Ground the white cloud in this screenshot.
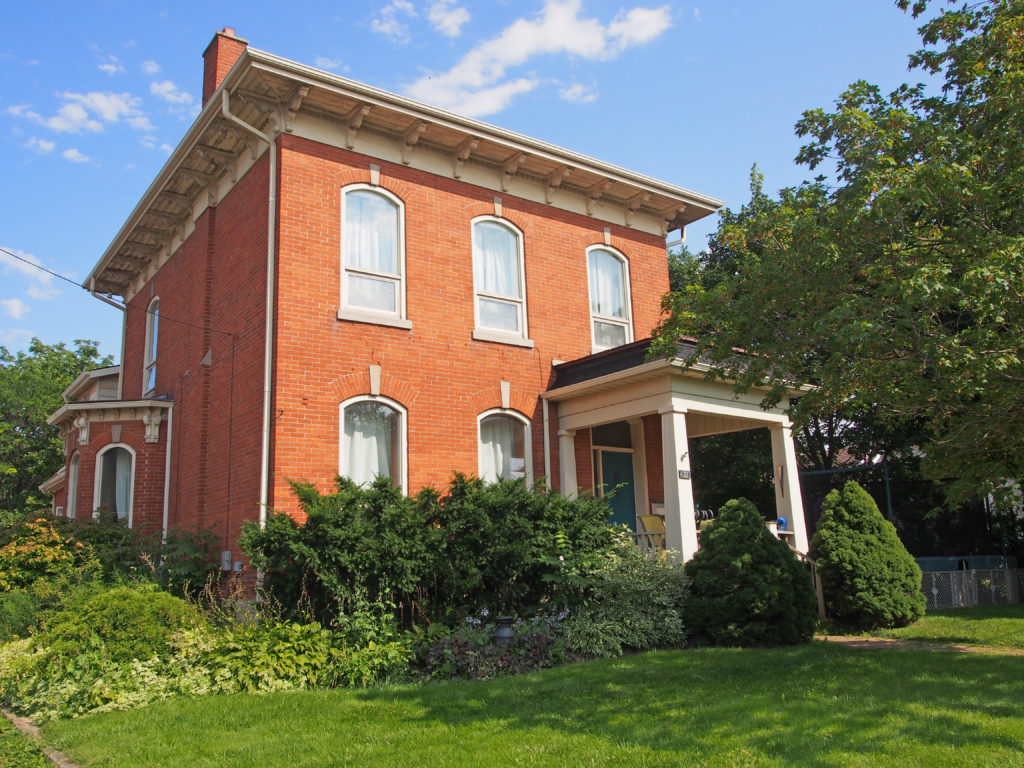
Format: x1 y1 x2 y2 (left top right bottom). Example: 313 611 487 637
141 59 161 75
694 7 702 22
314 56 345 71
160 143 173 153
372 0 417 43
128 115 156 131
0 247 60 300
23 137 55 154
9 91 151 134
0 329 33 347
559 83 598 103
429 0 470 37
62 147 92 163
404 0 672 116
0 299 30 319
98 55 124 75
150 80 194 105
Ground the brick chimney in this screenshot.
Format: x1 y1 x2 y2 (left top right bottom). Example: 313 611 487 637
202 28 248 107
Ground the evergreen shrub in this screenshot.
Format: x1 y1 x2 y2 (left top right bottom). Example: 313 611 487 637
810 481 925 629
241 474 616 626
684 498 818 646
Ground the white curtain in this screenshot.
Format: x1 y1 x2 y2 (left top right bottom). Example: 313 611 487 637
345 191 398 274
475 221 519 298
114 449 131 520
589 249 625 318
344 401 398 486
67 455 79 518
480 414 525 481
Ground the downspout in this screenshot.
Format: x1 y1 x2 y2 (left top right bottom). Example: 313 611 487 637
162 404 173 540
88 278 127 399
542 397 551 486
220 89 277 528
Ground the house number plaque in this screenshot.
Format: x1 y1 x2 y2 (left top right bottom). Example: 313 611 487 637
678 470 691 480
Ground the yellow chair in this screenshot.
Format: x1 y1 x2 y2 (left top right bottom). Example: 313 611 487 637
637 514 667 551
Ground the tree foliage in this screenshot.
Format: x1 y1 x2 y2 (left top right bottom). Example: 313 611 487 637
684 498 818 646
810 481 925 629
0 338 111 512
652 1 1024 503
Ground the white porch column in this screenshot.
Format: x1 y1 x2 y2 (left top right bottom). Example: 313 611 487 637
659 406 699 560
770 422 809 553
558 429 578 499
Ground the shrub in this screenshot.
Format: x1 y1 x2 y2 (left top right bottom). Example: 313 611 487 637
810 481 926 630
413 611 570 680
561 536 688 657
38 583 203 663
684 498 818 646
0 588 38 641
0 517 85 590
241 474 617 627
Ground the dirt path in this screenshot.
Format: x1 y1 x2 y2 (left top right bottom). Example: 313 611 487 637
821 635 1024 656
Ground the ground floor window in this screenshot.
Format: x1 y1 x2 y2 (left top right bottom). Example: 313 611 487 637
67 453 79 519
95 445 134 523
341 397 406 491
479 410 530 483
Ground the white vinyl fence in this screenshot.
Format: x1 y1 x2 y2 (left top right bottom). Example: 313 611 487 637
921 569 1020 610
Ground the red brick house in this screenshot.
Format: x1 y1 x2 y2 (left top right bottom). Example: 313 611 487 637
43 29 809 568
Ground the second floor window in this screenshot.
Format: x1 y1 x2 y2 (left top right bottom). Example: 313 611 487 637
144 298 159 395
473 218 526 338
342 187 404 318
587 247 632 351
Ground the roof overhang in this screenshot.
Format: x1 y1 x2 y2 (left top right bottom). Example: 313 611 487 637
39 466 66 496
47 398 173 429
63 365 121 401
87 47 723 300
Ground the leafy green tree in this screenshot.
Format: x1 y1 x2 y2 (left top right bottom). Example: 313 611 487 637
810 481 925 629
652 1 1024 504
684 497 818 646
0 339 111 512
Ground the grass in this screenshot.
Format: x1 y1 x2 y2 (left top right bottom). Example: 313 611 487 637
0 716 51 768
42 641 1024 768
866 603 1024 650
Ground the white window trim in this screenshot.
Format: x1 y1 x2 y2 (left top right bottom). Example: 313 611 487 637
92 443 136 527
67 453 80 519
143 297 159 396
585 245 634 353
471 216 531 346
477 408 533 485
339 395 408 493
339 185 409 325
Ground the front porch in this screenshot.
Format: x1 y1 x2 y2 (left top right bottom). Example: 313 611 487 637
545 340 809 561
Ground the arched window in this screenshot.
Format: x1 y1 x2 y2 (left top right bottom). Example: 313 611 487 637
341 186 406 322
478 410 531 483
67 453 80 519
472 217 528 341
94 444 135 525
586 246 633 351
143 297 159 394
340 396 407 491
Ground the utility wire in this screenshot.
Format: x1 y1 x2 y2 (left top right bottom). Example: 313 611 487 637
0 244 238 339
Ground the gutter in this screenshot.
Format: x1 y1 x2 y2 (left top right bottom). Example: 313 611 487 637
219 89 276 529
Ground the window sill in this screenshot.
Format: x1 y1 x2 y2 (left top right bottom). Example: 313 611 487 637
337 308 413 330
472 328 535 348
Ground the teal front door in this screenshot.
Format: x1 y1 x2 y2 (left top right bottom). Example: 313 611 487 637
600 450 636 531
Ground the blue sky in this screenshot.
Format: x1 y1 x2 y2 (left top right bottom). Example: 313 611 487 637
1 1 933 361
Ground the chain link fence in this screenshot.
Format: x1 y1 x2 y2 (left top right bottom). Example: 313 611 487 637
921 569 1020 610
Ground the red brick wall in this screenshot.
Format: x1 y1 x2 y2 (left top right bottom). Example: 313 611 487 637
269 134 668 513
121 155 269 553
643 414 664 505
55 421 167 534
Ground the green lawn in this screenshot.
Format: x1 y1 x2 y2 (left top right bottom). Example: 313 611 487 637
42 642 1024 768
870 603 1024 650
